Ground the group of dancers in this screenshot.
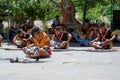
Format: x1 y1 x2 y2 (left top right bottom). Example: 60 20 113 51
0 22 115 59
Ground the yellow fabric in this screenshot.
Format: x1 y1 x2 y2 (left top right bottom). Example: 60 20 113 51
34 32 50 47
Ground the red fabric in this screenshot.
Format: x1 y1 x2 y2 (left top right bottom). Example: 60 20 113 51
48 48 52 56
100 29 109 41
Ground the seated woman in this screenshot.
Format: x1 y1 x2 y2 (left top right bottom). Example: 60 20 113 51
13 29 30 48
22 27 52 60
49 24 56 39
51 26 72 49
72 31 90 46
72 26 90 46
90 22 115 49
9 26 16 43
86 23 99 41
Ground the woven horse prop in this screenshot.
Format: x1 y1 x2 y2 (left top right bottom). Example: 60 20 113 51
60 0 82 32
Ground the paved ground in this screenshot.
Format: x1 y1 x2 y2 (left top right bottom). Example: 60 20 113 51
0 43 120 80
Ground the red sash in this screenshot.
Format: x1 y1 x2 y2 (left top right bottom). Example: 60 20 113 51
56 33 63 42
100 29 109 41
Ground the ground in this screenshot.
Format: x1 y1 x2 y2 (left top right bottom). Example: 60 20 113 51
0 43 120 80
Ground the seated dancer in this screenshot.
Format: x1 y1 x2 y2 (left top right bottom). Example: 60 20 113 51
23 27 52 59
72 31 90 46
90 22 115 49
0 34 3 47
49 24 56 39
72 19 93 46
13 29 30 48
87 23 99 41
9 26 16 43
51 26 72 49
72 26 90 46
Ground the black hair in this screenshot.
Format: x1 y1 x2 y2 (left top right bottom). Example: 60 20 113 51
17 29 23 35
91 23 98 27
55 26 61 30
25 33 30 39
31 27 40 37
98 22 105 27
21 25 27 32
51 24 56 28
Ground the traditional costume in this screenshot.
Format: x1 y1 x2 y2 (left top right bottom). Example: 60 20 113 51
23 28 52 59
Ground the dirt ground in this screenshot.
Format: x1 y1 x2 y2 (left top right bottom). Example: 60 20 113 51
0 44 120 80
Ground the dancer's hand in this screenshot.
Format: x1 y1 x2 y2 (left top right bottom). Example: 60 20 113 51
105 39 111 43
